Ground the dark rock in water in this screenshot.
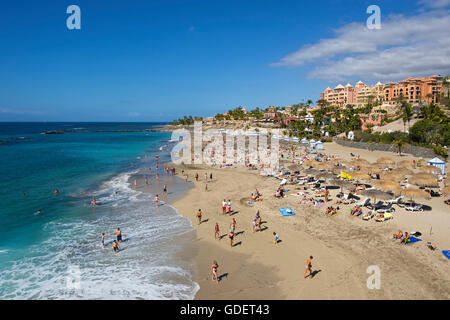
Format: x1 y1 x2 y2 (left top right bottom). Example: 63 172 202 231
45 131 65 134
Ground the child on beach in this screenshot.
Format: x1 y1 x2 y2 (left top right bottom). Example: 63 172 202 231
214 223 220 240
227 200 232 215
211 261 219 283
252 218 257 233
101 233 106 247
273 232 279 245
155 195 159 207
197 209 202 225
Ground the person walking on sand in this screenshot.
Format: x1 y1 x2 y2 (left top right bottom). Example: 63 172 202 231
304 256 313 279
228 230 234 247
222 199 227 215
163 184 167 193
211 260 219 283
230 218 236 232
195 173 199 181
204 172 208 182
227 200 232 215
214 223 220 240
210 173 213 180
252 218 257 233
196 209 202 225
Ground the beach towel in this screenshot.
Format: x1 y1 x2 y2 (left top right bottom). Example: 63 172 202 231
405 236 422 244
442 250 450 260
279 207 296 216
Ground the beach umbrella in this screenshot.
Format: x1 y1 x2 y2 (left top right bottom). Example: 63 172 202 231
352 158 370 165
373 180 402 194
411 173 436 181
391 167 414 176
330 179 354 192
361 165 382 175
380 171 404 182
361 189 392 202
315 172 336 181
408 176 439 188
397 160 415 169
401 187 429 200
443 186 450 196
419 165 440 174
377 157 395 167
351 171 371 181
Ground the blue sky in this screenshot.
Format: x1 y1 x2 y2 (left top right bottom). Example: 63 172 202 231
0 0 449 121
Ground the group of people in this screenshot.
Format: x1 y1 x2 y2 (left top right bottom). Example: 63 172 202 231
325 206 339 215
101 227 123 253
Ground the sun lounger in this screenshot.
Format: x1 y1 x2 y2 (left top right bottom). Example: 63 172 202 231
355 197 370 207
405 204 424 212
375 212 393 222
387 196 403 205
367 201 384 210
376 203 395 213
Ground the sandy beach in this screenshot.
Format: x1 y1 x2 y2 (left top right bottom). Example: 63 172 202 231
167 141 450 300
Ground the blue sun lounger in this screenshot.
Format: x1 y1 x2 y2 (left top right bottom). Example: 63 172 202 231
280 207 295 216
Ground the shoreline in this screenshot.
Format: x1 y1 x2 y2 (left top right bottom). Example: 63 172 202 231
168 141 450 300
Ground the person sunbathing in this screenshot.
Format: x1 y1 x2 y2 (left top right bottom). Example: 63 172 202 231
393 230 403 239
350 206 358 215
400 232 410 244
362 211 373 219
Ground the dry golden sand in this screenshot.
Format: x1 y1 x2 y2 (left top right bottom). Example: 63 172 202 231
169 142 450 300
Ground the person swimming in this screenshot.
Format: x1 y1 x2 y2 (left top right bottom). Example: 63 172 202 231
112 240 120 253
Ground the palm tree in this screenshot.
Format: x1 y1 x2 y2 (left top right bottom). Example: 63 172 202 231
291 145 296 163
392 140 407 156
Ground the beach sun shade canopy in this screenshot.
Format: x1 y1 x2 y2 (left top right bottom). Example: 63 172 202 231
426 157 446 174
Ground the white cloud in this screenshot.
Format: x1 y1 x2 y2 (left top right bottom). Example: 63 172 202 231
419 0 450 9
272 7 450 81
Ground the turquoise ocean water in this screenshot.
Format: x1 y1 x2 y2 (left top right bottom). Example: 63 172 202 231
0 123 198 299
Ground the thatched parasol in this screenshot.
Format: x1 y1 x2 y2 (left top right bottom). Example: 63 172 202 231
401 188 429 200
418 165 440 174
373 180 403 195
330 179 354 192
397 160 415 169
352 158 370 165
391 167 414 176
360 165 382 175
351 171 371 181
443 186 450 196
315 172 337 181
380 171 404 182
408 176 439 188
377 157 395 167
361 189 393 202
